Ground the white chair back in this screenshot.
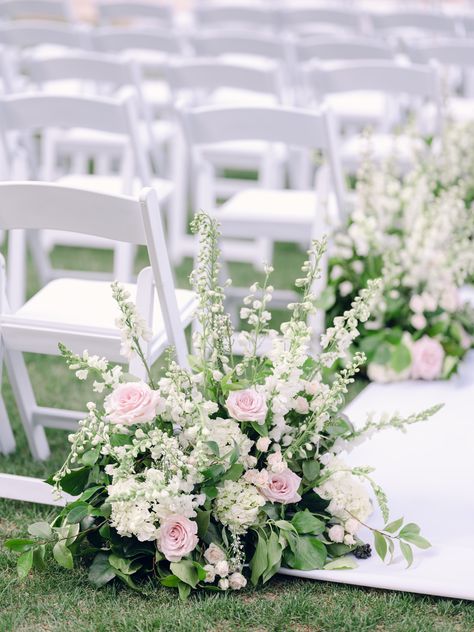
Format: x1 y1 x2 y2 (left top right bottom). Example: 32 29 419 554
189 29 288 63
369 11 457 36
93 26 186 57
97 1 173 27
0 90 151 183
0 21 90 50
292 37 394 64
194 4 277 32
179 103 346 214
406 39 474 67
280 7 364 35
0 0 73 22
167 59 284 105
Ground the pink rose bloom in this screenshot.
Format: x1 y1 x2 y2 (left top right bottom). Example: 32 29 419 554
411 336 445 380
157 514 198 562
226 389 267 424
259 468 302 504
104 382 164 425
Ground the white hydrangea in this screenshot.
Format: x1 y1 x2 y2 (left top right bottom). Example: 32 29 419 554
213 480 265 535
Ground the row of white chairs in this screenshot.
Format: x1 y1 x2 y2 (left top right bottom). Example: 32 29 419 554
2 0 474 41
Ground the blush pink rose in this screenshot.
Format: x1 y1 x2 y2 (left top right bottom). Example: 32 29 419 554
104 382 164 425
157 514 198 562
410 336 444 380
259 468 302 504
226 389 267 424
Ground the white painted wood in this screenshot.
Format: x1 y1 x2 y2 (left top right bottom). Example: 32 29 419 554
0 21 91 50
0 473 73 506
97 1 173 27
0 182 196 460
0 0 73 22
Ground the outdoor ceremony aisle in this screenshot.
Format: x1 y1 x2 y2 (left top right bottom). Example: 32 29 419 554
281 352 474 601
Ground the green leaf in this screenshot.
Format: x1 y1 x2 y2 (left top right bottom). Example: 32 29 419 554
250 421 268 437
390 343 412 373
88 553 116 587
274 520 295 532
109 554 142 575
372 343 391 366
202 464 225 481
400 541 414 568
80 485 104 502
206 441 220 457
221 463 244 482
315 286 336 310
324 556 358 570
291 510 325 536
302 460 320 483
67 504 90 524
161 574 180 588
81 448 100 467
53 541 74 570
195 510 211 539
387 538 395 563
178 580 191 601
27 522 52 539
58 467 90 495
384 517 404 534
202 486 218 500
170 560 200 588
5 538 35 553
263 530 283 584
32 545 46 571
17 548 34 579
400 533 431 549
110 434 132 447
399 523 420 538
250 532 268 586
285 534 327 571
373 532 387 562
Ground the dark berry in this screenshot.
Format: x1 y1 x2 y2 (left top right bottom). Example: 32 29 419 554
354 544 372 559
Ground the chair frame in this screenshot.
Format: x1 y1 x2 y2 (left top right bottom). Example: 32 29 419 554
0 183 191 461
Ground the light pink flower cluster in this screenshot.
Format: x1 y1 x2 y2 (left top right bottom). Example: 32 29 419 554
410 336 444 380
157 514 198 562
104 382 164 425
226 389 267 424
244 451 302 505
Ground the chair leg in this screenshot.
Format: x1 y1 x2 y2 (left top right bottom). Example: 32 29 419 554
5 350 50 460
0 394 16 455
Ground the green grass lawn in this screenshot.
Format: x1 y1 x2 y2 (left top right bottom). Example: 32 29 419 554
0 243 472 631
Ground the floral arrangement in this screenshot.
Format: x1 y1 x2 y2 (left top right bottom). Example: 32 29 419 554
6 214 438 598
327 133 474 383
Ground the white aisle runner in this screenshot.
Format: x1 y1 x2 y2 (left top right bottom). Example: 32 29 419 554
280 352 474 600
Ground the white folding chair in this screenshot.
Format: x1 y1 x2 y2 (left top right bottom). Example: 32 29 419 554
304 60 444 173
0 182 196 460
97 1 174 27
168 59 287 268
279 6 365 38
0 0 73 22
406 39 474 121
193 4 278 33
0 91 173 308
179 103 346 338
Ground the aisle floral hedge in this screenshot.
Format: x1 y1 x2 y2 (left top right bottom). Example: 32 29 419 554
6 214 438 598
327 125 474 383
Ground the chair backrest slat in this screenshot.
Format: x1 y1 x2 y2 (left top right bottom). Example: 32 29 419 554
98 1 172 25
0 92 133 135
93 27 184 56
194 5 276 30
294 38 393 63
305 60 441 100
370 11 456 35
167 60 282 99
282 7 363 31
189 31 288 62
407 40 474 67
0 22 89 49
0 0 72 21
0 182 147 243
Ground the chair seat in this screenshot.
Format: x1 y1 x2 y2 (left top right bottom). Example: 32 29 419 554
341 133 425 171
54 175 174 204
447 97 474 123
215 188 338 241
2 278 196 362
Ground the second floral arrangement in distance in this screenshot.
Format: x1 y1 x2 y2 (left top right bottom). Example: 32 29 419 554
6 213 440 598
327 125 474 383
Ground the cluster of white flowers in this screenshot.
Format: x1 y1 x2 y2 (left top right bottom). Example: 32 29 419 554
213 479 266 535
315 456 373 544
111 281 152 360
59 343 123 393
202 544 247 591
203 417 256 469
